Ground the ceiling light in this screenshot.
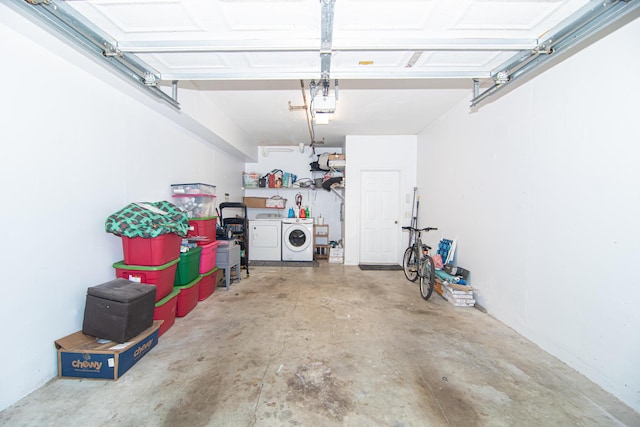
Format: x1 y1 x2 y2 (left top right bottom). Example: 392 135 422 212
262 147 294 157
314 113 330 125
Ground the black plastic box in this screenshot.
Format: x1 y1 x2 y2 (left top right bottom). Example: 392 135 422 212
444 264 470 280
82 279 156 343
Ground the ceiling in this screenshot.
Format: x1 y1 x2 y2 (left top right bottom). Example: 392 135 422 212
21 0 639 148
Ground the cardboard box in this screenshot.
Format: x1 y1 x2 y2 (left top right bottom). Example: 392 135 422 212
330 247 344 257
329 247 344 264
328 153 345 161
441 282 476 307
434 279 444 297
265 197 287 209
242 197 267 208
55 321 161 380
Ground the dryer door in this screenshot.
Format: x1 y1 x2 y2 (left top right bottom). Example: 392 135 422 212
249 220 281 261
283 225 311 252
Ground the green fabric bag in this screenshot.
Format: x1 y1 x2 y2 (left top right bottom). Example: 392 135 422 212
105 201 189 238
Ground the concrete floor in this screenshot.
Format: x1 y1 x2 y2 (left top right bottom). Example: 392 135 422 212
1 264 638 426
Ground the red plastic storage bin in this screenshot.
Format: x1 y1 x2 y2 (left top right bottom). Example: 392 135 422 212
113 258 179 302
187 217 217 241
198 240 219 274
121 233 182 266
198 267 218 301
154 289 179 337
175 276 201 317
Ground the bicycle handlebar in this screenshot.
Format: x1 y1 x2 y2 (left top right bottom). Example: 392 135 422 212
401 226 438 232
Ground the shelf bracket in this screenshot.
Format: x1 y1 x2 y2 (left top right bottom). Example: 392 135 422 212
330 186 344 201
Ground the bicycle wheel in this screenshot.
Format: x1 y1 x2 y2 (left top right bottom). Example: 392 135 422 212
419 256 436 300
403 246 419 282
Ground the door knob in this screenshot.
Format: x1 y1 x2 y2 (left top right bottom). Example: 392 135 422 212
394 220 398 224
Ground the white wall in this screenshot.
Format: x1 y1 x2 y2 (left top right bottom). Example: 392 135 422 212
0 5 245 411
344 136 417 265
417 18 640 411
244 146 344 242
177 84 259 162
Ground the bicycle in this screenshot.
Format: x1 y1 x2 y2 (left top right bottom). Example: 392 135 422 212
402 226 438 300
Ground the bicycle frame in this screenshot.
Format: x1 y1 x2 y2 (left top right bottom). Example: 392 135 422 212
402 225 438 300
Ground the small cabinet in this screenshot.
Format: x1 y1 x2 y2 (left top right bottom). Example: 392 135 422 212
314 224 329 260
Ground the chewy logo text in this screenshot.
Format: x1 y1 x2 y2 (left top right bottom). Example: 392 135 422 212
134 338 154 357
71 360 102 370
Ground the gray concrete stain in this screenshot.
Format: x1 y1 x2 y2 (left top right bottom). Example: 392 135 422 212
285 361 353 421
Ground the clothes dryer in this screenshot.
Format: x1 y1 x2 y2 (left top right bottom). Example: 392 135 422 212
281 218 314 261
248 219 282 261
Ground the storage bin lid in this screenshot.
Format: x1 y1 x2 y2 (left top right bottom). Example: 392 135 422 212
201 266 219 277
188 216 218 222
174 275 201 290
171 183 216 196
87 278 156 303
112 257 180 270
199 241 219 251
216 240 234 247
155 288 180 307
179 246 202 259
171 194 216 199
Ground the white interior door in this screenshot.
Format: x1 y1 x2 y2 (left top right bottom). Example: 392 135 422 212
359 170 401 264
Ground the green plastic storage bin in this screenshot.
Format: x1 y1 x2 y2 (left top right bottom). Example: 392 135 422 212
174 246 202 286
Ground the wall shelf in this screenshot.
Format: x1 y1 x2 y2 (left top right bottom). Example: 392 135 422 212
244 186 316 191
314 224 330 260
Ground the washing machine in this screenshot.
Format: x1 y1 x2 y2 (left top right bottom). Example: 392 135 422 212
248 215 282 261
282 218 314 261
